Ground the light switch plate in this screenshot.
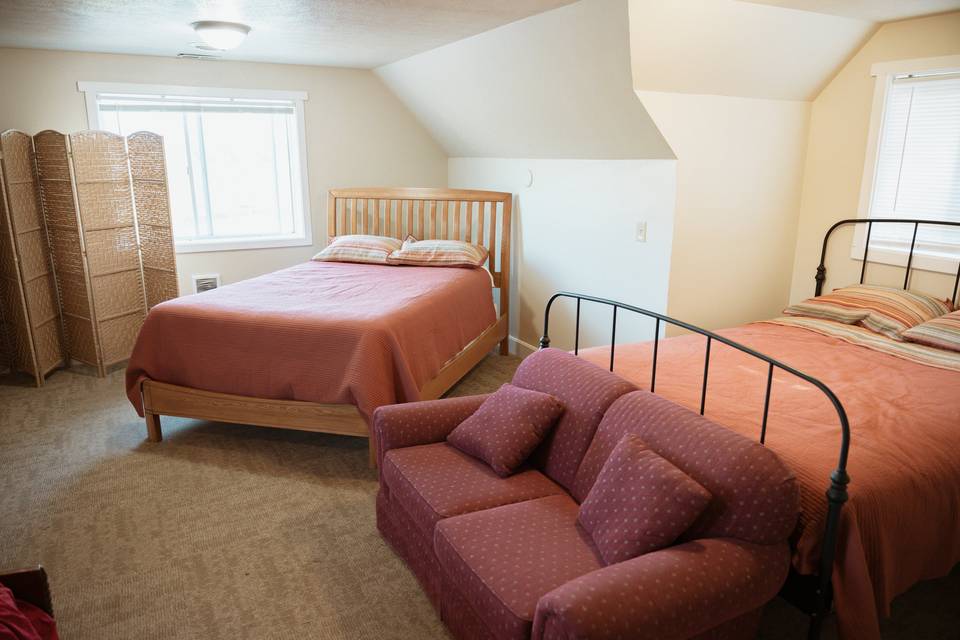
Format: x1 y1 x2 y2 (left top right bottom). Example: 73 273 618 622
635 221 647 242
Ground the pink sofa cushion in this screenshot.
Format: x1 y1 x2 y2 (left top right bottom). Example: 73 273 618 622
511 349 636 492
434 495 603 640
571 390 799 544
447 383 564 477
578 433 712 565
532 538 791 640
382 443 565 537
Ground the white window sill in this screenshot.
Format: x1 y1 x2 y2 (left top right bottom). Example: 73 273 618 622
849 242 960 277
175 235 313 254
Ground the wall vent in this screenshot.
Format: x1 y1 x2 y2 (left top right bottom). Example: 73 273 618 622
193 274 221 293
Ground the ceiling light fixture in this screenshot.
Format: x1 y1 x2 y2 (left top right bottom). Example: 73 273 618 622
190 21 250 51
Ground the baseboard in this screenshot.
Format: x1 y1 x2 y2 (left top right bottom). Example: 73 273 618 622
508 335 538 357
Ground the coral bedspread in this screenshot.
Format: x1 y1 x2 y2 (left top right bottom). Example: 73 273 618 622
125 261 496 420
579 322 960 640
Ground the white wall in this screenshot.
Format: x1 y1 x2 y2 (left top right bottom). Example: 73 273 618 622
0 47 448 293
377 0 673 160
449 158 676 353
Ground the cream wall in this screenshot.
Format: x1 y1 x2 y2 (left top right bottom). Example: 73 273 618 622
638 92 810 330
0 47 448 293
788 11 960 303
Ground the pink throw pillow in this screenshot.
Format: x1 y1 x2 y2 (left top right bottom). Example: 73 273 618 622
578 433 712 565
447 383 564 477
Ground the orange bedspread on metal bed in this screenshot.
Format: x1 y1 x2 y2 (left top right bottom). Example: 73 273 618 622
125 261 496 420
579 321 960 640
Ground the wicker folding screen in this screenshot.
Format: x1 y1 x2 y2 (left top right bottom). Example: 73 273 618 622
127 132 178 310
0 130 66 385
0 129 177 381
27 129 178 378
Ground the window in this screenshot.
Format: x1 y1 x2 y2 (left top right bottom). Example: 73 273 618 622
856 56 960 273
79 82 311 253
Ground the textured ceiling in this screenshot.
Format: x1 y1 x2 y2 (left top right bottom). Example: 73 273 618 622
740 0 960 22
0 0 577 68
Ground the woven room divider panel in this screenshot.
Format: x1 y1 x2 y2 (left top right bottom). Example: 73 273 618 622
0 130 66 385
0 300 12 374
128 132 178 310
70 131 148 371
34 130 103 374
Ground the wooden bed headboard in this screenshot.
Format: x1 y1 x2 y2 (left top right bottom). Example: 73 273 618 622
327 186 513 309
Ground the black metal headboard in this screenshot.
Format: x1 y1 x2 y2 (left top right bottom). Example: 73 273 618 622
816 218 960 305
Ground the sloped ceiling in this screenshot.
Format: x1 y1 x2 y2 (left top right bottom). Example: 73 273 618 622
375 0 673 159
630 0 876 101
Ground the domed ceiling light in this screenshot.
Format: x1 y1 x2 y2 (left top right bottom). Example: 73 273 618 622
191 21 251 51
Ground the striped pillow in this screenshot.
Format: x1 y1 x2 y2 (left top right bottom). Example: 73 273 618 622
901 310 960 353
783 284 953 340
312 235 402 265
387 237 488 268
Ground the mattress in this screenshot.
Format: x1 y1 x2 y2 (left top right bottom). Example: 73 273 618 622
125 261 497 421
578 320 960 640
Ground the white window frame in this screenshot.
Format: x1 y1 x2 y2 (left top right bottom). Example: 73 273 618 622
852 55 960 275
78 81 312 254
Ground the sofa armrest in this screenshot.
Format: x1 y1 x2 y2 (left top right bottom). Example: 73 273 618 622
533 538 790 640
0 566 53 616
373 394 490 466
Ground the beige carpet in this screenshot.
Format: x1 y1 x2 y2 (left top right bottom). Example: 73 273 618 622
1 357 957 639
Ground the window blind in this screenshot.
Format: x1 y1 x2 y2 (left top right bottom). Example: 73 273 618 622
868 72 960 255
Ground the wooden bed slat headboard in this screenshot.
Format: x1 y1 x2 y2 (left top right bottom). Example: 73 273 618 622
328 186 513 312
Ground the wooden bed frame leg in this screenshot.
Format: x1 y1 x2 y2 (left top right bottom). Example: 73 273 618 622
499 336 509 356
145 412 162 442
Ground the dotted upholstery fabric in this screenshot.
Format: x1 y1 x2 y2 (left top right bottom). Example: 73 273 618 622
532 537 790 640
374 394 490 470
382 443 565 538
571 390 800 545
447 384 565 477
511 349 635 492
434 495 602 640
577 433 712 565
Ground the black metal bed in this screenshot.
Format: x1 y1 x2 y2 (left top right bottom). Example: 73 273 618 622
538 218 960 639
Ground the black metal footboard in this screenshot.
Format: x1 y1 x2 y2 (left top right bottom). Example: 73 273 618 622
539 292 850 639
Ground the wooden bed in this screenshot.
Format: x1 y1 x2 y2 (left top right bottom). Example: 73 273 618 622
138 187 512 465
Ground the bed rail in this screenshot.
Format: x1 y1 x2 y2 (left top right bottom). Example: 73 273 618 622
539 292 849 640
816 217 960 305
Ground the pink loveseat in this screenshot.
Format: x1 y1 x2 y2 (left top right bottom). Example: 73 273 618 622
374 348 800 640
